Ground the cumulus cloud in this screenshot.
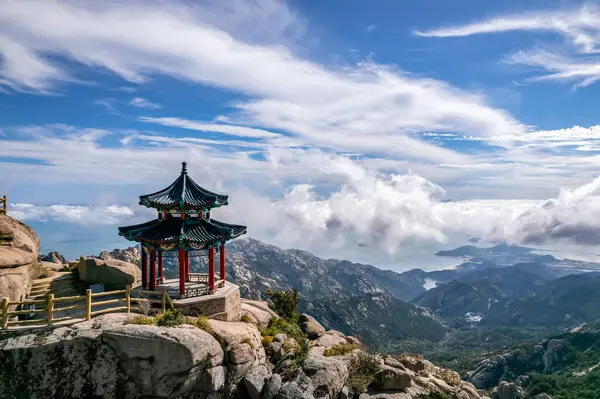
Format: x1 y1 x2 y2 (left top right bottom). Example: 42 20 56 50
11 155 600 257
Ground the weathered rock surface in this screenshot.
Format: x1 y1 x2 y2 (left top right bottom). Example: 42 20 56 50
39 251 67 264
313 330 348 348
77 257 140 289
543 339 565 373
243 364 272 399
96 246 141 265
300 313 325 339
209 319 266 365
303 346 349 398
0 314 225 398
0 306 493 399
241 298 277 327
466 354 510 389
0 215 40 302
0 215 40 268
372 366 413 391
491 381 525 399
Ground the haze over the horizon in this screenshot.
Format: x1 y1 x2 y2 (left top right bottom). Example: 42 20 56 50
3 0 600 268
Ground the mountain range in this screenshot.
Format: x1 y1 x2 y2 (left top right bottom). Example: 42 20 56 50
82 238 600 352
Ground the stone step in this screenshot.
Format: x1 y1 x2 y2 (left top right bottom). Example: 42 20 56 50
32 277 76 287
29 288 80 297
32 282 77 290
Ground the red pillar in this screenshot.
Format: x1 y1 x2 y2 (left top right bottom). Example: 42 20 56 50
158 251 163 282
220 243 226 283
179 247 185 297
150 248 156 290
185 251 190 280
208 245 215 293
141 245 148 289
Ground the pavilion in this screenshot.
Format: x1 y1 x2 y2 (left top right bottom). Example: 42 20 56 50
118 162 246 298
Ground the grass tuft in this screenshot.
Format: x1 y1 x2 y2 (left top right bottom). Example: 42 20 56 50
125 315 155 325
185 315 213 334
324 342 360 357
155 310 185 327
241 313 253 323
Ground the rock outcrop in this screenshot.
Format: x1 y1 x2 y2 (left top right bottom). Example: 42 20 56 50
97 247 141 265
491 381 525 399
543 339 565 373
77 257 141 289
300 313 325 339
241 298 278 327
39 251 67 265
0 309 494 399
0 215 40 302
0 314 225 398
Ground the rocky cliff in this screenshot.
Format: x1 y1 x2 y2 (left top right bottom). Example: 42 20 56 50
0 214 40 302
0 312 494 399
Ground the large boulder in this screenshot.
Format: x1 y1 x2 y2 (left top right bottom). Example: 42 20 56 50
97 247 141 265
302 347 349 398
0 314 224 398
77 257 140 289
300 313 325 339
0 215 40 302
313 330 348 348
241 298 278 327
466 355 508 389
208 319 267 365
39 251 67 264
372 365 413 391
492 381 525 399
0 215 40 268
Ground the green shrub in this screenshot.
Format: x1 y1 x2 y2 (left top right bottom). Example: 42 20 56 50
261 317 309 373
265 289 300 322
346 350 380 394
125 315 155 325
241 313 253 323
186 315 212 334
324 342 360 357
262 335 274 346
155 310 185 327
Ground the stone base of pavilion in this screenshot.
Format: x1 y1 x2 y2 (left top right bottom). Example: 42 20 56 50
150 279 242 321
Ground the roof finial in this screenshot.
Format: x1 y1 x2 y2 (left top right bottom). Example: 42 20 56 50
181 161 188 175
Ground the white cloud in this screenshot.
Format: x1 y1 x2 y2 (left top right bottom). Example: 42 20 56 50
139 117 280 139
0 0 525 165
129 97 162 109
10 203 136 225
366 25 376 34
93 98 119 114
11 155 600 259
416 4 600 88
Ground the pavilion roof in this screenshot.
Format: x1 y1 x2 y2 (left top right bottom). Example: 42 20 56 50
118 216 246 251
139 162 228 210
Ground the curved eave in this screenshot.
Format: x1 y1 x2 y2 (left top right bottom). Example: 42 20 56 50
138 198 228 211
138 173 229 210
117 217 247 249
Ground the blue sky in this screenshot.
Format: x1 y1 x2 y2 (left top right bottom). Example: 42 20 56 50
2 0 600 269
